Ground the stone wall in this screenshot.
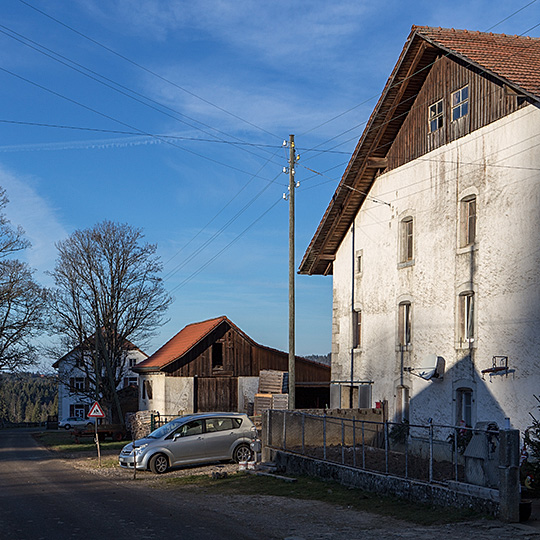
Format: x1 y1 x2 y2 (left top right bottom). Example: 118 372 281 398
270 450 499 517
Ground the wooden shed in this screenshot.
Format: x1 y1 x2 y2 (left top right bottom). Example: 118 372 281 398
133 316 330 415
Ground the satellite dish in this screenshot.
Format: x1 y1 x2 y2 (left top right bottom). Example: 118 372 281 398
408 355 445 381
420 355 445 380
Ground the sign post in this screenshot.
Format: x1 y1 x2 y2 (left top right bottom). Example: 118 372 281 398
88 401 105 467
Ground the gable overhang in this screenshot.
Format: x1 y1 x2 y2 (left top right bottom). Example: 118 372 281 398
299 27 540 276
132 317 230 373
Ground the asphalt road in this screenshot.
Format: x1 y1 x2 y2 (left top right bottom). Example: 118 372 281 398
2 429 539 540
0 429 254 540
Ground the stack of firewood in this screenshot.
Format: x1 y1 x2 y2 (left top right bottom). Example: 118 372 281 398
125 410 157 440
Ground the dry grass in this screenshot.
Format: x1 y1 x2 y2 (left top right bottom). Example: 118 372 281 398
166 472 483 526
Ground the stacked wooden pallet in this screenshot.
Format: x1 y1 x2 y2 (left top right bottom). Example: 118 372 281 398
259 369 289 394
254 370 289 415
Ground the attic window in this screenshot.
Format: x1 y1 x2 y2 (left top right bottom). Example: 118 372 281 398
428 99 444 132
212 342 223 369
452 85 469 121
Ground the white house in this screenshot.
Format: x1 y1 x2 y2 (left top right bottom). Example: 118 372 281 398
300 26 540 435
53 342 148 421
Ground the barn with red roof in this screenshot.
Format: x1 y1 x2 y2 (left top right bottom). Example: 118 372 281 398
133 316 330 415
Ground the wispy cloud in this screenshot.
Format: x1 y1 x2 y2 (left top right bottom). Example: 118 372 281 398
0 165 67 283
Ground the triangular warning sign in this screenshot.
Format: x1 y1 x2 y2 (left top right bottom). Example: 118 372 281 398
88 401 105 418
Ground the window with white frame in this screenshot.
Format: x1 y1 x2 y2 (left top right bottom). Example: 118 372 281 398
458 292 475 344
73 377 85 391
452 85 469 121
460 195 476 247
400 217 414 263
428 99 444 132
73 404 86 418
398 302 412 348
456 387 473 426
352 309 362 349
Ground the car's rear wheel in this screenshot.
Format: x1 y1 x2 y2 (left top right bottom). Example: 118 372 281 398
149 453 169 474
233 444 252 463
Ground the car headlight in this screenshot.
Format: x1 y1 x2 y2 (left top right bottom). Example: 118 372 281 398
134 444 148 455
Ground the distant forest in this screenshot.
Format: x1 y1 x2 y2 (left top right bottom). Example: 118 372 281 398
305 353 331 366
0 373 57 424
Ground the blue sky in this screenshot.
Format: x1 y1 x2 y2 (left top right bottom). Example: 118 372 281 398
0 0 539 364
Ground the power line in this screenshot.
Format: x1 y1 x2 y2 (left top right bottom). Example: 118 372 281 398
300 2 540 158
0 119 284 151
162 168 282 279
0 65 284 186
168 196 283 293
0 23 283 167
297 18 540 192
299 103 540 196
17 0 282 142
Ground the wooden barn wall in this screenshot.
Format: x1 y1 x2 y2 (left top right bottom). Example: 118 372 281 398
196 377 238 412
252 347 330 382
386 55 530 171
165 322 330 382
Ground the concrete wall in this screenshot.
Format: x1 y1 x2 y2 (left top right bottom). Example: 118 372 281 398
265 409 385 448
138 373 194 417
331 104 540 435
238 377 259 413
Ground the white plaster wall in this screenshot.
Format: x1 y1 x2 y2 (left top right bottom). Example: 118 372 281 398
332 104 540 434
138 373 194 417
238 377 259 412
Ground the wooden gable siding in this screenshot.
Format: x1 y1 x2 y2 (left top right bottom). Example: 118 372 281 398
386 55 530 171
163 321 330 382
164 323 250 377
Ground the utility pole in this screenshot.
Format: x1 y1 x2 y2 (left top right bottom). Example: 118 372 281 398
288 134 296 410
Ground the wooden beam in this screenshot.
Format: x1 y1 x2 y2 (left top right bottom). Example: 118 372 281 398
366 157 388 168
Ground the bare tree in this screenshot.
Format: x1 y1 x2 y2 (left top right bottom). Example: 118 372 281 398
49 220 172 424
0 188 47 373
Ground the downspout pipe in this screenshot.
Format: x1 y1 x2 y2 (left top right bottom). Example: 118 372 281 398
350 221 355 408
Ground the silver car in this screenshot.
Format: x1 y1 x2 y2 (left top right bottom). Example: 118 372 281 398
59 416 95 430
119 412 256 474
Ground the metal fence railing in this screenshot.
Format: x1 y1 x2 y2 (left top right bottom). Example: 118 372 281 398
266 410 501 487
150 414 177 431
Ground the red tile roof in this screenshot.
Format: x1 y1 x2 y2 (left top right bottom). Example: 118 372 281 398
134 316 329 373
135 316 227 370
415 26 540 96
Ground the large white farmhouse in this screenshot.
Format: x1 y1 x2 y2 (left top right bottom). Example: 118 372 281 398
300 26 540 435
53 341 147 422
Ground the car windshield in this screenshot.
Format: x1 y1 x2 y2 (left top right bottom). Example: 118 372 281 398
147 418 185 439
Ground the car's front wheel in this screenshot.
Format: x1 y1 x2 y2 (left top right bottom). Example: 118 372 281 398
64 425 71 430
233 443 252 463
149 453 169 474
